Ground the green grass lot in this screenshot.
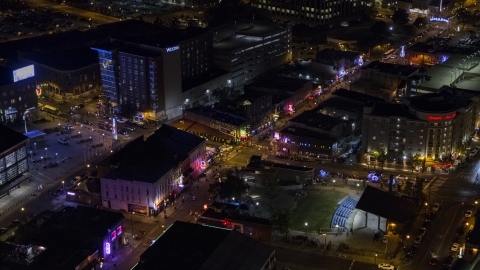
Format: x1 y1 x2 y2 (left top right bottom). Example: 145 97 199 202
290 190 347 231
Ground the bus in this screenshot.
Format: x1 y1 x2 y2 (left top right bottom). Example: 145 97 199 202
98 120 112 131
382 49 395 60
41 105 61 115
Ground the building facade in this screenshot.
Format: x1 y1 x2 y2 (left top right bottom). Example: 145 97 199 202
0 125 29 197
0 65 39 125
213 21 291 88
362 88 480 163
22 48 101 101
251 0 365 26
99 125 206 216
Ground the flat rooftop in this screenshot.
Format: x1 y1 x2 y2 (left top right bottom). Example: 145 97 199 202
117 26 209 48
247 76 311 93
213 21 286 51
361 61 419 77
168 119 233 140
279 126 338 142
369 103 415 119
289 110 345 131
316 49 361 61
186 105 249 127
404 87 479 113
23 47 98 70
134 221 274 270
0 124 28 153
332 88 386 104
104 125 205 183
316 97 365 115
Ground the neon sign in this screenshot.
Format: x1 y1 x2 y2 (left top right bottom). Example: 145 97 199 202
102 60 110 69
166 46 179 52
442 55 448 63
427 113 456 121
358 56 363 66
430 18 449 23
36 85 41 96
274 132 280 140
200 161 206 169
117 226 122 236
400 46 405 58
13 65 35 83
111 230 117 240
105 243 111 255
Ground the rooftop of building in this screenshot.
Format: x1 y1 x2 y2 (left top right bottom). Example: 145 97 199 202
279 126 339 142
23 47 99 71
360 61 419 76
182 69 229 92
28 247 97 270
119 46 160 58
406 42 479 55
246 76 311 93
186 105 249 127
316 49 361 62
200 208 272 226
168 119 233 140
369 103 415 119
116 26 209 48
213 21 287 51
103 125 205 183
332 88 386 104
316 97 365 114
39 206 123 238
289 110 345 131
0 20 160 60
404 87 479 113
134 221 274 270
248 155 315 172
0 124 28 154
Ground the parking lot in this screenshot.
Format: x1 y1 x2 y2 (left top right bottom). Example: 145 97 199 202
0 2 94 42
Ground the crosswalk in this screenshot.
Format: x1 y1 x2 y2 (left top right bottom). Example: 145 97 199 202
457 174 473 180
427 177 447 192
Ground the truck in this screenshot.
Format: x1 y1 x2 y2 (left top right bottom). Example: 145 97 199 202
98 120 112 131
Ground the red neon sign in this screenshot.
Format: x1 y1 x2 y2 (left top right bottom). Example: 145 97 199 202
427 113 456 121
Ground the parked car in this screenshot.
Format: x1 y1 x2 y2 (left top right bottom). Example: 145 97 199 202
76 103 85 109
432 203 440 212
118 128 128 135
382 235 389 244
67 109 74 115
417 227 427 237
58 138 69 145
82 120 92 125
0 228 7 235
377 263 395 270
65 124 74 130
125 125 136 131
414 236 422 244
9 220 21 229
451 243 460 252
465 210 473 217
423 220 431 228
116 117 126 123
396 175 408 181
429 258 438 266
443 255 455 266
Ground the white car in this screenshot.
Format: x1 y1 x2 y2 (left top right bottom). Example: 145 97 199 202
432 203 440 212
116 117 126 123
451 243 460 252
57 138 69 145
396 175 408 181
378 263 395 270
465 210 473 217
414 236 422 244
417 227 427 237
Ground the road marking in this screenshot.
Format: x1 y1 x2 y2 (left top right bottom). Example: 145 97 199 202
424 177 437 190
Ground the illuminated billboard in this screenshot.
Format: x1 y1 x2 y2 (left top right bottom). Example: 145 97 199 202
13 65 35 83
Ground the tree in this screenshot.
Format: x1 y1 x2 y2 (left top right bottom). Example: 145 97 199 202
119 101 137 120
391 9 409 26
414 180 423 197
406 153 422 172
217 174 249 200
260 170 280 199
270 208 291 239
399 25 417 38
370 21 390 37
403 180 413 196
413 17 428 28
376 148 387 169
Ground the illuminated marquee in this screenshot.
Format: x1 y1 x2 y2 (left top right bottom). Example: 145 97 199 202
427 113 456 121
13 65 35 83
430 18 449 23
166 46 179 52
105 243 111 255
399 46 405 58
200 161 206 170
102 60 111 69
36 85 41 96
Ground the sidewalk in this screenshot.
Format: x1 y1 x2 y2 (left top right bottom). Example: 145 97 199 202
0 128 131 223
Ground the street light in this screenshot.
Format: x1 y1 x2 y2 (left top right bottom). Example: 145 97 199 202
333 179 336 190
131 211 135 241
45 147 48 158
374 253 378 265
425 202 428 214
321 233 327 249
41 156 44 166
357 183 360 194
55 153 58 162
62 180 65 192
305 222 308 234
34 142 36 154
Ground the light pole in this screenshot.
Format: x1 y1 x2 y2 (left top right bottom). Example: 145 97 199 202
450 70 453 84
103 133 105 143
322 233 327 249
131 211 135 241
333 179 336 190
34 142 36 154
374 253 377 266
41 156 44 166
55 153 58 162
357 183 360 194
84 147 87 163
21 207 25 222
45 147 48 159
425 202 428 214
30 150 33 161
305 222 308 234
62 180 65 192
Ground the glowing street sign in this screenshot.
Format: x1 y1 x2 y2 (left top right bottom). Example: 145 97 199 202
400 46 405 58
105 243 111 255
